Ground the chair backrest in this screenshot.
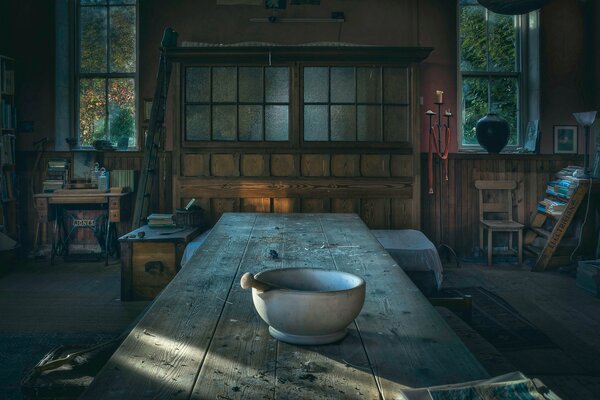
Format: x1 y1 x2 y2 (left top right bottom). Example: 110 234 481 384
474 180 517 222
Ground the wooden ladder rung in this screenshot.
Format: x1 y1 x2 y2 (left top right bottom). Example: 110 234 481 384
531 227 552 238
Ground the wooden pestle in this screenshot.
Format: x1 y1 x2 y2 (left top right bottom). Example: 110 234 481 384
240 272 275 292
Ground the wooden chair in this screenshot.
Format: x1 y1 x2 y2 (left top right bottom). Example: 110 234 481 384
475 180 524 266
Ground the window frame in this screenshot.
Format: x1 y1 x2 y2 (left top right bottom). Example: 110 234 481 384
75 0 138 150
457 2 528 151
180 60 417 151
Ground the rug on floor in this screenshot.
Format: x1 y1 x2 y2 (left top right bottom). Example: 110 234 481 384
438 287 557 351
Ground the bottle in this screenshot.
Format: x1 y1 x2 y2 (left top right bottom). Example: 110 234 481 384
98 168 110 192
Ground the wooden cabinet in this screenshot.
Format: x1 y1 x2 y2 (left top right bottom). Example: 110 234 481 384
119 225 201 300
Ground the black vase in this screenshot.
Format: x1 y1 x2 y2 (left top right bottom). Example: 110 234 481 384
475 113 510 154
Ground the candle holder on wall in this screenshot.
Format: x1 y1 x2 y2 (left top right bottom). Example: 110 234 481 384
425 90 459 267
426 90 452 195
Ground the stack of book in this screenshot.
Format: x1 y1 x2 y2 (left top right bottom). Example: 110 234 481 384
0 134 14 166
537 198 567 216
147 213 175 228
43 159 69 192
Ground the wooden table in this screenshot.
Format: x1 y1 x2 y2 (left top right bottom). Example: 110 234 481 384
33 190 131 265
82 213 488 399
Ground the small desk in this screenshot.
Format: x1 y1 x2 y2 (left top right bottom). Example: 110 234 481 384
33 191 131 265
82 213 487 399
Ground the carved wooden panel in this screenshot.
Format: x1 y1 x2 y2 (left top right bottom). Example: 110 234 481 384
302 198 331 213
271 154 298 177
241 154 270 177
301 154 330 177
273 198 299 213
361 155 390 177
331 154 360 177
361 198 391 229
332 198 359 214
211 154 240 177
391 155 413 177
182 153 210 177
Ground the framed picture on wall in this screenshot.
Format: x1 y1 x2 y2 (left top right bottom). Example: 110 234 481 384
553 125 578 154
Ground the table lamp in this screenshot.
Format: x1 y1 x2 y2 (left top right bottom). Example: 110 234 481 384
573 111 597 177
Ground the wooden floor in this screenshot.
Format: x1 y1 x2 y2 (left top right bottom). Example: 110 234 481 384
1 257 599 399
442 262 600 400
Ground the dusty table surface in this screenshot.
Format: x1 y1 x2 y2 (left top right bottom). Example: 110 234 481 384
81 213 488 399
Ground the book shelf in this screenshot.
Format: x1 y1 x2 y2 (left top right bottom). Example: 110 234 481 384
525 169 599 271
0 55 18 242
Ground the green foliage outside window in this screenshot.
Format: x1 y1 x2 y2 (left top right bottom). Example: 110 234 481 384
460 3 520 146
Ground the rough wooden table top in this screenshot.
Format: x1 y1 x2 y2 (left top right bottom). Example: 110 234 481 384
81 213 488 399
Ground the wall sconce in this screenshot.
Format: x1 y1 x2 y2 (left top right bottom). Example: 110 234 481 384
573 111 597 176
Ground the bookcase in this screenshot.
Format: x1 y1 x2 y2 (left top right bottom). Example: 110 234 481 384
525 167 599 271
0 55 18 241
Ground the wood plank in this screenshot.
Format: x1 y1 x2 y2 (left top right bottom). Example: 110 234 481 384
210 198 240 224
271 154 298 177
81 214 257 399
182 153 210 177
241 154 269 177
301 154 330 177
331 154 360 177
211 153 240 177
302 198 331 213
331 198 359 214
241 197 271 213
179 177 412 199
273 198 299 213
390 154 414 177
360 198 391 229
360 155 390 177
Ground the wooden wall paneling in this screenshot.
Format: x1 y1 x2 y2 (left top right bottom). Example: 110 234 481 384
211 153 240 177
271 154 298 177
391 198 412 228
361 154 390 177
301 154 330 177
331 198 359 214
360 198 391 229
273 198 299 213
210 198 240 224
241 198 271 213
182 153 210 177
302 198 331 213
241 154 270 176
391 155 413 177
331 154 360 177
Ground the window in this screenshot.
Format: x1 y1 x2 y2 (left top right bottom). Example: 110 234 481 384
184 66 289 141
459 0 521 148
182 62 413 145
77 0 136 148
303 67 410 142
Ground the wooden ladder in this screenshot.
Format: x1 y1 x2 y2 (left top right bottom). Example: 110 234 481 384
525 181 589 271
132 28 178 229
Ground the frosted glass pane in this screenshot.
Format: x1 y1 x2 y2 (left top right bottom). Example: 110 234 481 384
79 7 107 73
239 105 263 141
265 105 289 141
109 6 136 73
265 67 289 103
331 67 355 103
331 105 356 141
186 67 210 102
304 105 328 141
357 68 381 103
79 78 106 146
384 105 409 142
239 67 263 103
304 67 328 103
212 67 237 102
383 68 409 103
357 105 382 141
186 105 210 141
213 105 237 140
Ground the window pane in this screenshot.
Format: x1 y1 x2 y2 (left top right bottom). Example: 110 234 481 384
108 78 135 146
357 68 381 103
357 105 382 141
239 105 263 141
331 67 355 103
491 77 519 144
80 6 107 73
304 67 328 103
186 105 210 140
79 78 107 146
265 105 289 141
265 67 289 103
81 0 107 4
489 13 517 72
110 6 136 73
186 67 210 102
384 106 409 142
460 5 487 71
239 67 263 103
383 68 408 103
213 105 237 140
331 105 356 141
304 105 328 141
109 0 135 4
212 67 237 102
462 77 488 145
